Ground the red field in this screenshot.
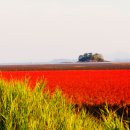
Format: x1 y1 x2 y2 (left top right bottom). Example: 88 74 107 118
1 70 130 105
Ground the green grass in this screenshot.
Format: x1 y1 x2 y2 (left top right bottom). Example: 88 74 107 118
0 79 129 130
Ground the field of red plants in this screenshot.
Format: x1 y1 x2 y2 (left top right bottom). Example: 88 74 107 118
0 70 130 105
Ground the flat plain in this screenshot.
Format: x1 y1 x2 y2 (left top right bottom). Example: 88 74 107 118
0 62 130 71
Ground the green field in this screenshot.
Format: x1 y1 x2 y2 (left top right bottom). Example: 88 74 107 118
0 79 129 130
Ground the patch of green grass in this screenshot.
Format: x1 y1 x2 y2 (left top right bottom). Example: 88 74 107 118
0 79 129 130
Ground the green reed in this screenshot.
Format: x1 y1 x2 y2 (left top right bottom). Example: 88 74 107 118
0 79 129 130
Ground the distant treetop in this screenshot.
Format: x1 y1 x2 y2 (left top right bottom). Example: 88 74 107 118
78 52 104 62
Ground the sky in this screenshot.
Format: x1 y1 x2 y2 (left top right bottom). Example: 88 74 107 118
0 0 130 63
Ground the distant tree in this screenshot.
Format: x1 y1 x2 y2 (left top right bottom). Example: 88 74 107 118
78 52 104 62
78 55 86 62
78 52 92 62
92 53 104 62
83 53 93 61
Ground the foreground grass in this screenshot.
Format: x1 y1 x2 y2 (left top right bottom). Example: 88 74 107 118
0 79 129 130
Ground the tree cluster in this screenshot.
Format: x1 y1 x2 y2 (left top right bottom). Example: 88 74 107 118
78 52 104 62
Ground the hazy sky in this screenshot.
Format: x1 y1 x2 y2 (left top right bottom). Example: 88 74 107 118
0 0 130 63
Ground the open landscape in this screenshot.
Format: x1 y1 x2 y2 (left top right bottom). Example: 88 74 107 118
0 63 130 129
1 0 130 129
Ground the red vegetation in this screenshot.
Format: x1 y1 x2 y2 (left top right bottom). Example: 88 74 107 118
1 70 130 105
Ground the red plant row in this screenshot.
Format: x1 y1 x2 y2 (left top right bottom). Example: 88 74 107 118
0 70 130 105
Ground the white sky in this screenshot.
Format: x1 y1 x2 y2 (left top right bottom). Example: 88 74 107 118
0 0 130 63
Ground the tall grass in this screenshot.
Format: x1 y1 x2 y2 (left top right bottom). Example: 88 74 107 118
0 79 129 130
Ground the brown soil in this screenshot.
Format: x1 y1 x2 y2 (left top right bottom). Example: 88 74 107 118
0 62 130 71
